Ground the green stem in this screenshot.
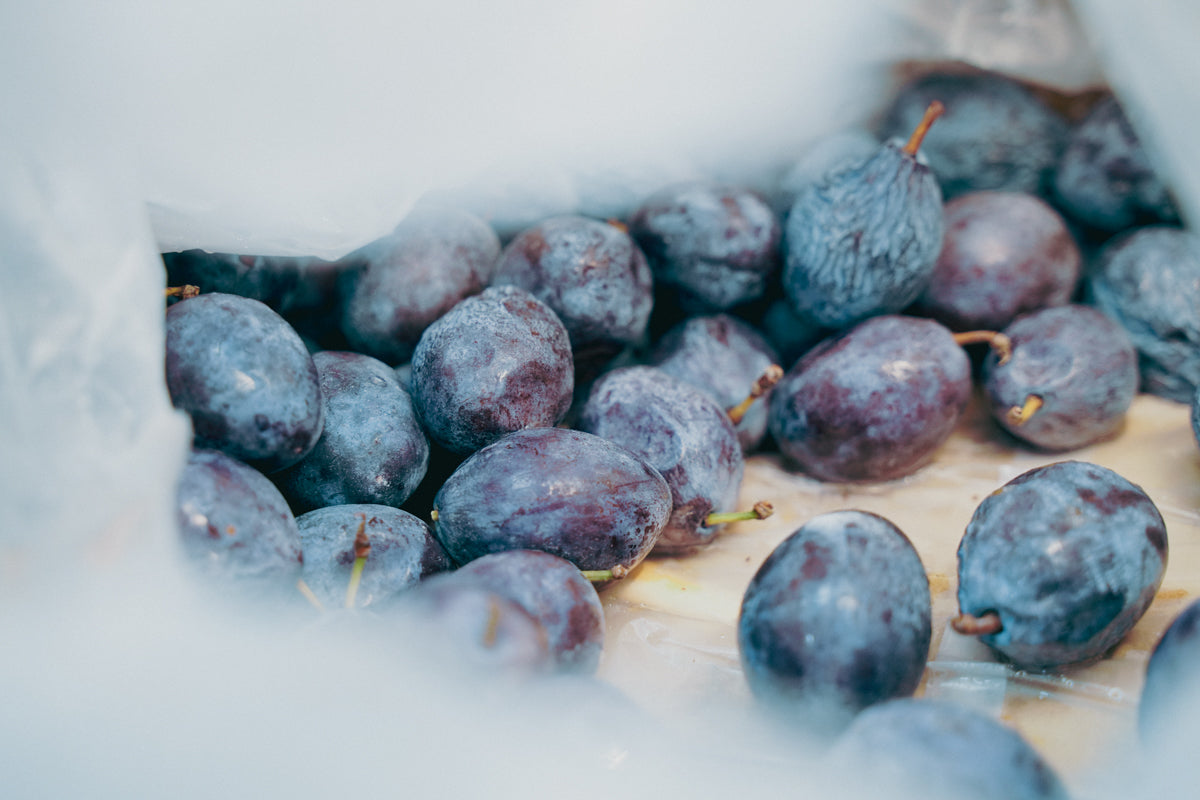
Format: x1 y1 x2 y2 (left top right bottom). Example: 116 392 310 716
706 501 774 526
581 564 630 583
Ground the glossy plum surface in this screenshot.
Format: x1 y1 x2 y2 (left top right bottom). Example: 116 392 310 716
274 351 429 513
409 285 574 454
431 427 672 575
983 304 1138 451
165 292 324 473
767 315 972 482
956 460 1167 669
737 510 931 736
295 503 451 610
578 366 743 554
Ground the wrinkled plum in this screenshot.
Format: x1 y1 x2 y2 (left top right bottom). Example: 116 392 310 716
1140 597 1200 747
912 190 1082 332
273 351 429 513
577 366 744 554
783 103 945 330
773 128 879 217
431 427 671 577
737 510 931 736
295 504 451 610
767 315 972 482
983 304 1138 451
165 292 324 473
1053 94 1179 233
829 698 1070 800
409 285 574 454
491 215 653 379
649 314 781 452
438 549 605 674
954 460 1167 669
879 68 1067 198
1085 226 1200 402
629 181 780 313
336 207 500 364
175 448 304 594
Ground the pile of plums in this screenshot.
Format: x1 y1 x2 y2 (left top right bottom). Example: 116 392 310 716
163 63 1200 798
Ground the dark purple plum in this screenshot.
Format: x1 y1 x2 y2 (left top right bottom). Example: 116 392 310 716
1140 597 1200 747
438 550 605 674
1053 94 1179 233
983 304 1138 451
409 285 574 454
782 103 946 330
295 503 450 609
879 68 1067 198
953 460 1167 670
829 698 1069 800
165 292 324 473
175 448 303 593
431 427 672 577
628 181 780 313
336 207 500 364
649 314 781 452
912 190 1082 332
491 215 653 379
767 315 972 483
273 351 429 514
737 510 931 736
577 366 744 554
399 580 551 675
1085 226 1200 402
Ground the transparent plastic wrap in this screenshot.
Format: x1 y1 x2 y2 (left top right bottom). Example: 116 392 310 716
1 1 1198 798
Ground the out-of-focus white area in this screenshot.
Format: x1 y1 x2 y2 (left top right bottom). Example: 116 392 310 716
1 1 1199 798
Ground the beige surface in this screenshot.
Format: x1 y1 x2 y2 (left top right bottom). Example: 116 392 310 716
597 389 1200 784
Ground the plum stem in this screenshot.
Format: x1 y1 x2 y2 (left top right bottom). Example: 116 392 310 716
344 514 371 609
902 100 945 156
706 501 775 526
727 365 784 425
1006 394 1044 426
951 611 1004 636
953 330 1012 365
606 218 629 234
581 564 630 583
297 578 325 612
165 284 200 300
481 600 501 649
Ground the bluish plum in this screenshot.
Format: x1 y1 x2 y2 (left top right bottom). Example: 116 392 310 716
165 292 324 473
912 190 1082 332
295 503 450 610
337 207 500 364
273 351 429 514
1085 226 1200 402
438 550 605 674
829 699 1070 800
649 314 781 452
759 295 828 368
767 315 972 483
1140 597 1200 747
879 68 1067 198
983 305 1138 451
163 251 342 315
491 215 653 379
431 427 672 577
1192 385 1200 448
628 181 780 313
773 127 879 217
175 448 303 593
954 460 1167 670
577 366 744 554
1053 94 1179 233
737 510 932 736
409 285 574 454
783 103 945 329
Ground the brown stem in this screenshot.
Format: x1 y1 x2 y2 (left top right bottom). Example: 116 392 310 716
727 364 784 425
902 100 945 156
950 611 1004 636
1006 394 1044 426
952 330 1012 365
344 514 371 609
165 284 200 300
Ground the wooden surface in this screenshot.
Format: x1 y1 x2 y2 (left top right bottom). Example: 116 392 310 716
596 389 1200 788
